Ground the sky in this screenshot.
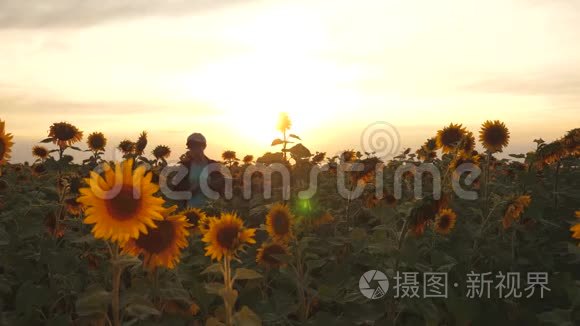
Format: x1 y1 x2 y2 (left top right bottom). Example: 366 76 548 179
1 0 579 163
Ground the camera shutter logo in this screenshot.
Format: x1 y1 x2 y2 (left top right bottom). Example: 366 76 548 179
359 270 389 299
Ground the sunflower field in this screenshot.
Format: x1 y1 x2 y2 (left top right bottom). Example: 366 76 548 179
0 118 579 326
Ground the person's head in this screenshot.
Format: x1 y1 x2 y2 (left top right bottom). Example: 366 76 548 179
186 133 207 156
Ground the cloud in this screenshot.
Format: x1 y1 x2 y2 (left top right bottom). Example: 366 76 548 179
0 0 249 29
463 72 580 96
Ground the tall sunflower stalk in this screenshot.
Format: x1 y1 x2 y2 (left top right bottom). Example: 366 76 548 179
220 254 236 326
109 243 124 326
202 212 256 325
272 112 300 162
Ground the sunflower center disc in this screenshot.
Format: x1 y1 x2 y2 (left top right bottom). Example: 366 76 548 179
442 130 462 147
273 213 290 235
486 127 506 146
185 212 201 227
216 225 240 250
55 125 76 141
136 220 175 254
438 216 451 230
106 185 141 220
262 245 285 265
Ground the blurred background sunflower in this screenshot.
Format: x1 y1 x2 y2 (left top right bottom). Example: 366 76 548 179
202 212 255 261
31 145 49 161
117 139 135 155
179 207 207 232
48 122 83 148
152 145 171 160
78 159 166 244
436 123 466 153
0 120 14 165
434 208 457 235
122 206 191 270
87 132 107 152
256 242 289 268
502 195 531 229
135 131 148 156
266 203 294 243
479 120 510 153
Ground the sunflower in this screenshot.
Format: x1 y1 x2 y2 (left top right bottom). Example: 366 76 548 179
242 155 254 165
0 120 14 165
571 211 580 242
48 122 83 148
31 163 47 176
459 132 476 153
202 212 256 261
436 123 466 153
502 195 532 229
117 140 135 155
198 215 215 234
31 145 49 160
152 145 171 160
256 242 289 268
562 128 580 156
434 208 457 235
311 152 326 165
409 199 444 236
450 153 481 177
180 207 207 231
87 132 107 152
265 203 294 243
340 150 356 163
535 140 566 167
65 197 84 215
78 159 166 244
423 137 440 152
135 131 148 156
222 150 238 161
277 112 292 132
312 211 334 227
122 206 191 270
479 120 510 153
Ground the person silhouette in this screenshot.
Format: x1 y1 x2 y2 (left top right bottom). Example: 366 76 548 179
176 133 224 208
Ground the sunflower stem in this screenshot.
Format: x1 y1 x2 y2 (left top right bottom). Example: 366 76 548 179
222 255 234 326
554 160 561 209
483 152 492 222
111 243 122 326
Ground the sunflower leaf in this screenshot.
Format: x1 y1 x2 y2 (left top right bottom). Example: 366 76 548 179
271 139 284 146
234 306 262 326
112 255 141 269
201 263 222 275
69 146 82 151
288 134 301 140
40 137 54 143
234 268 262 280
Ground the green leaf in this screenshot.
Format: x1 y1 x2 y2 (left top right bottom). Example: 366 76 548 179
234 268 263 280
75 286 111 317
40 137 54 143
206 317 226 326
234 306 262 326
125 303 161 319
69 146 82 151
288 134 301 140
201 263 222 275
271 139 284 146
205 282 225 295
112 254 141 269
